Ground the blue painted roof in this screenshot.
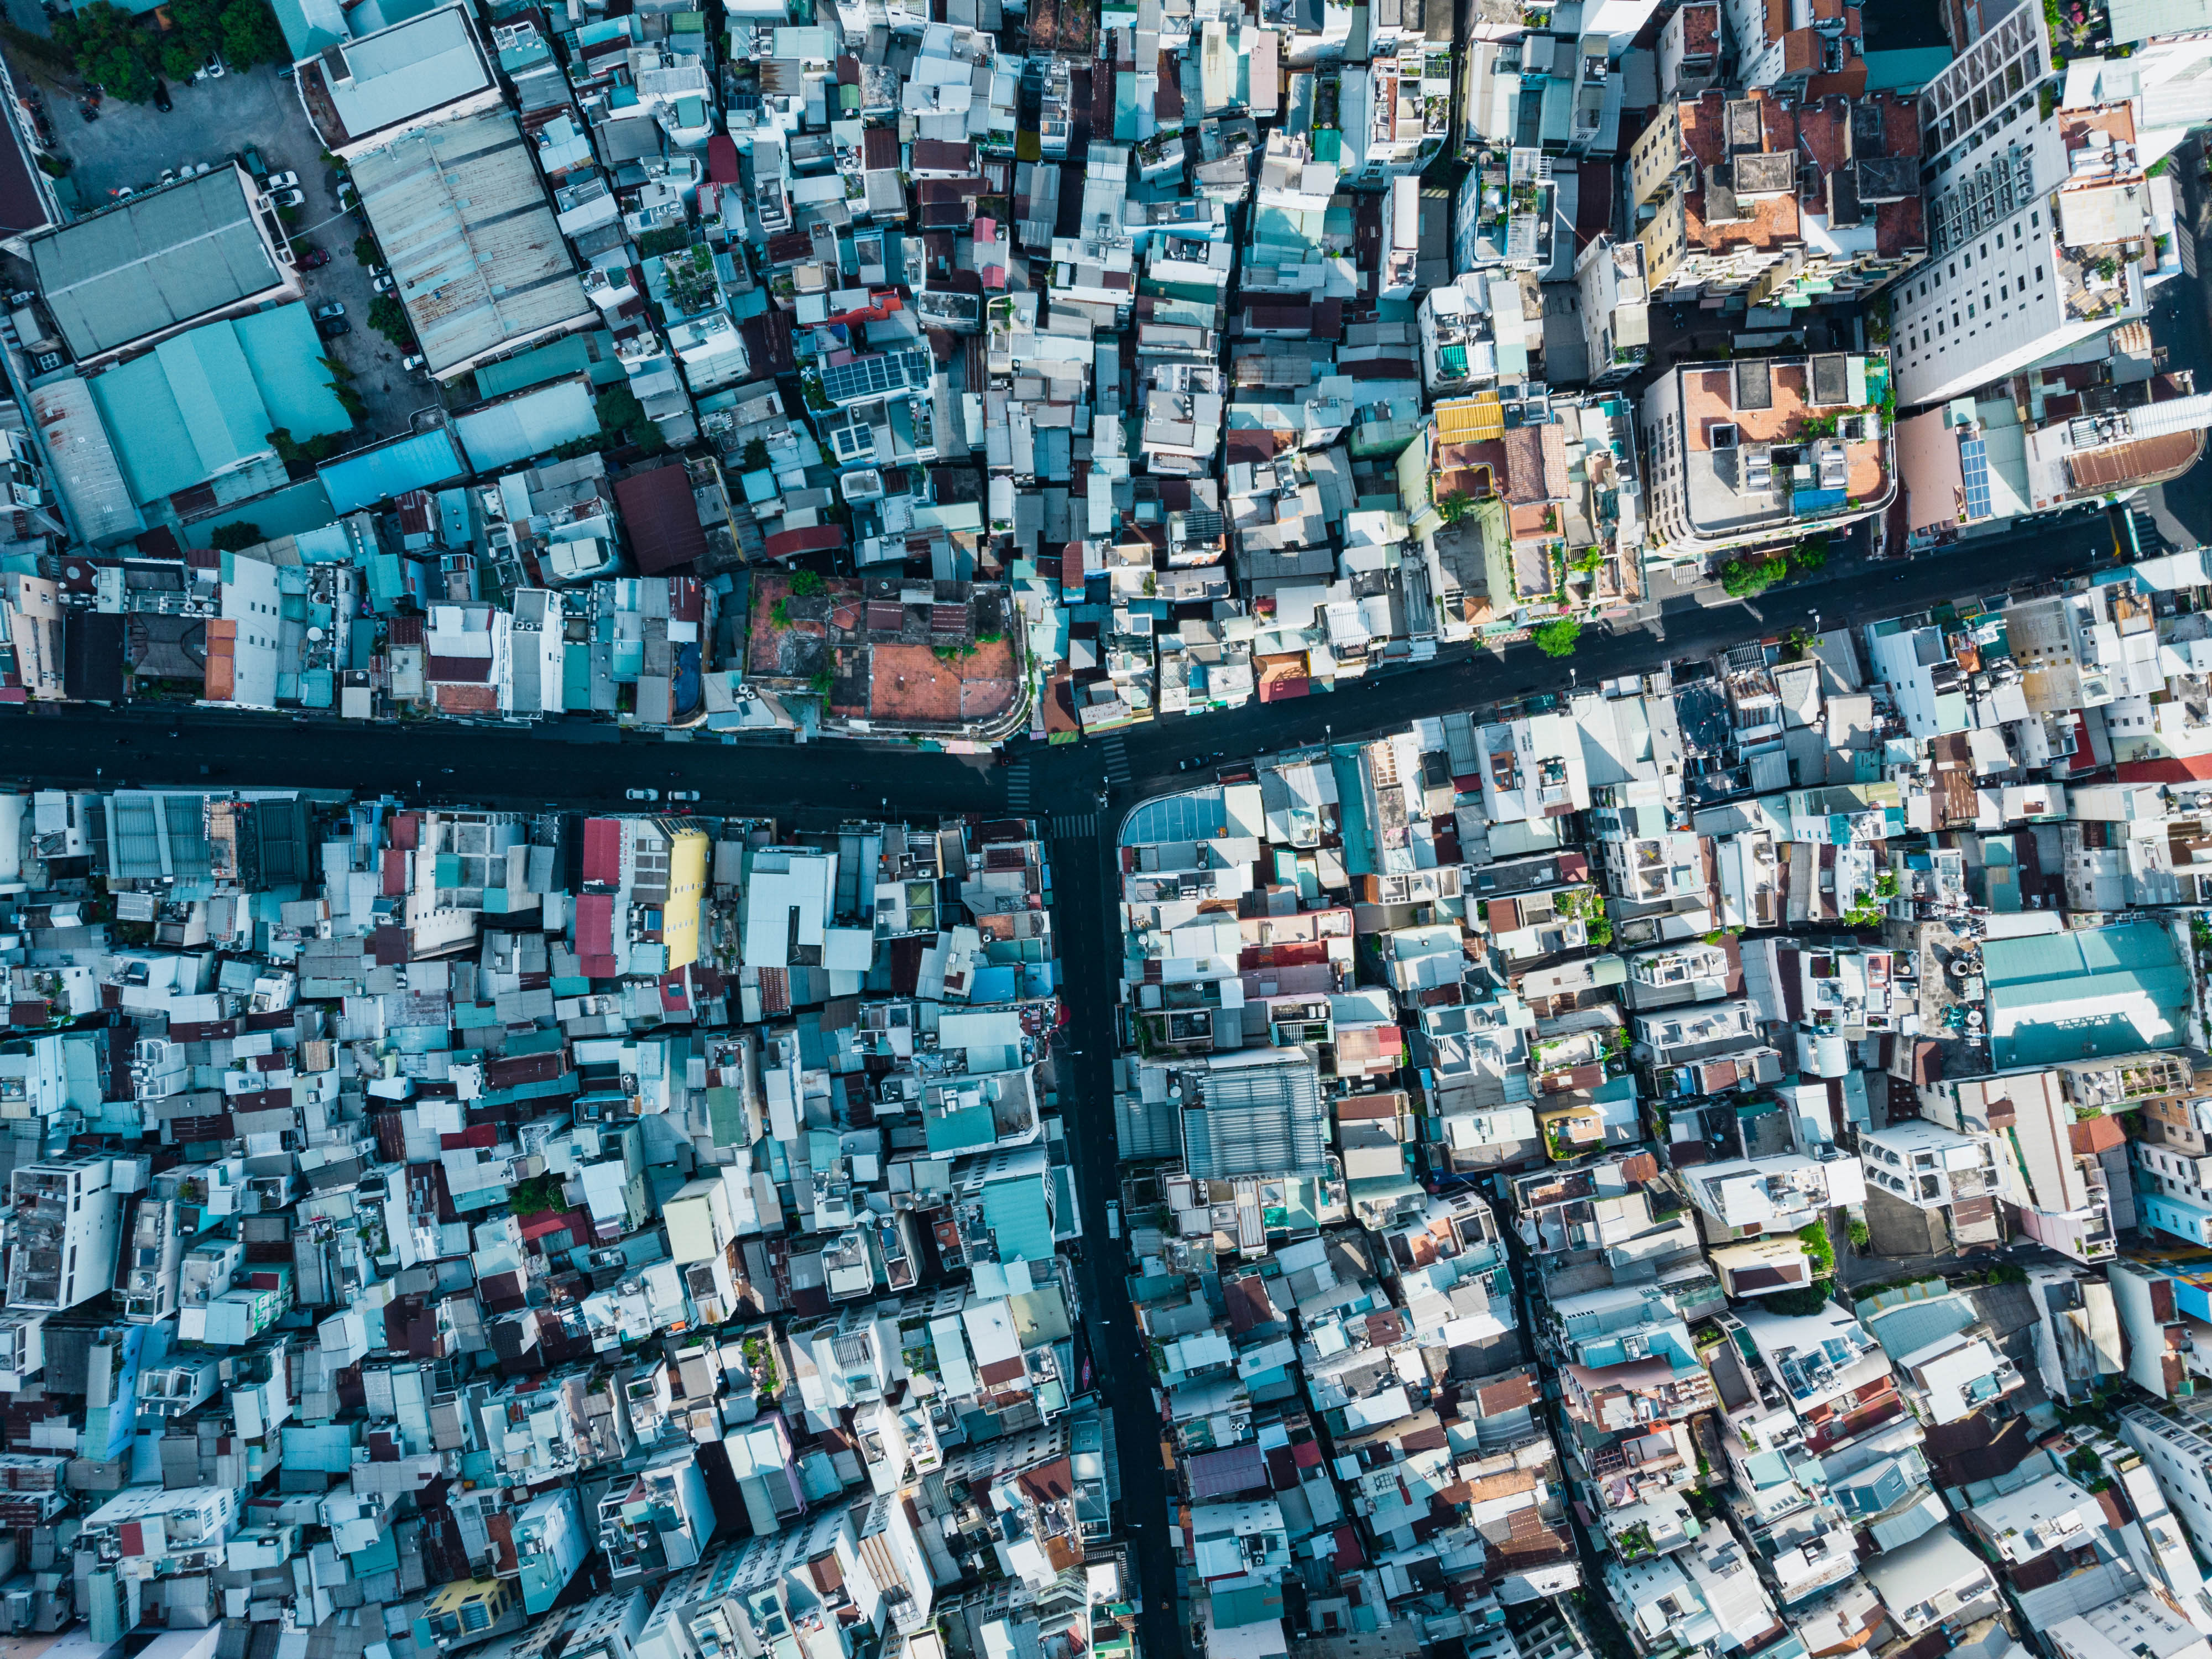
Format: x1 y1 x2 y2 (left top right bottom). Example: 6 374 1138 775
92 305 348 504
320 429 466 514
981 1170 1055 1262
1982 920 2191 1067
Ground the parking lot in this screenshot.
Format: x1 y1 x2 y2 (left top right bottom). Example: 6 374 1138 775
3 53 438 441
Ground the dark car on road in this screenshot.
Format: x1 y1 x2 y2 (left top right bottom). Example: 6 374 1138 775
152 79 171 111
314 315 350 338
294 245 330 270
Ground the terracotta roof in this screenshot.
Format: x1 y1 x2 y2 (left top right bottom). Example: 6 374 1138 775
2069 1115 2124 1155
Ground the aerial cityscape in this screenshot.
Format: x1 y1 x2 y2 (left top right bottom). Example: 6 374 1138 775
6 1 2212 1659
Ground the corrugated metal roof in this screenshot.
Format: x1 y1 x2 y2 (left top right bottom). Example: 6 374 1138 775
30 167 286 359
29 375 142 545
473 331 598 399
2109 0 2212 44
92 305 348 504
351 109 591 376
320 429 466 514
454 377 596 472
1435 393 1504 443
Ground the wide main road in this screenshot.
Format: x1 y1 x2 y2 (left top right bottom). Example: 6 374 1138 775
0 512 2119 815
0 509 2121 1652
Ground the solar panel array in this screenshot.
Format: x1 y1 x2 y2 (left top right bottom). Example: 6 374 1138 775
1960 435 1992 520
819 348 930 406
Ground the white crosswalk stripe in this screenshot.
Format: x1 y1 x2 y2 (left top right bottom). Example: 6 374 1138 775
1052 812 1098 839
1005 759 1032 811
1097 734 1131 784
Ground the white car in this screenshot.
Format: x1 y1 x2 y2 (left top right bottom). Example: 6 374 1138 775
400 353 426 372
271 188 305 208
1105 1201 1121 1239
371 272 397 293
624 788 659 802
668 790 700 802
201 55 226 78
264 170 297 189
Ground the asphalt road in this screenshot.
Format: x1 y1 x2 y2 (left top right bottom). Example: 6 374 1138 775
0 506 2126 1653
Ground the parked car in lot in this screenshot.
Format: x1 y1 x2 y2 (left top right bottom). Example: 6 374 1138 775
314 315 350 338
152 80 171 111
400 353 425 372
624 788 659 802
336 180 359 212
314 302 345 319
294 244 329 270
201 54 225 78
264 170 296 190
270 187 304 208
240 145 264 178
371 272 396 294
668 790 700 802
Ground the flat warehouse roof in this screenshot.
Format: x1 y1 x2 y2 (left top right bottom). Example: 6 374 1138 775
30 168 284 359
351 109 591 377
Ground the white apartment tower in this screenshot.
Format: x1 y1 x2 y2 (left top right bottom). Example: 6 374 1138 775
1892 8 2208 405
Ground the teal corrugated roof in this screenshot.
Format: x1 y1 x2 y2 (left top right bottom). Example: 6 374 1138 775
93 307 346 503
455 378 596 473
234 305 352 438
1983 920 2190 1067
473 332 599 399
981 1172 1055 1262
266 0 346 67
320 430 466 514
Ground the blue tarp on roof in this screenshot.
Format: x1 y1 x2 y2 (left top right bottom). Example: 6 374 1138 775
320 429 466 514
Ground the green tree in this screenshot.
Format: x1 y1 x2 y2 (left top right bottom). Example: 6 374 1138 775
367 295 411 346
219 0 288 64
165 0 226 55
1721 555 1787 597
55 2 156 103
1796 1222 1836 1277
1532 617 1581 658
1436 489 1472 524
788 570 826 598
353 235 379 265
158 38 198 80
208 521 264 552
592 384 664 454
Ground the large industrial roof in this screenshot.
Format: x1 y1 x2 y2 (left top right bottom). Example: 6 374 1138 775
90 305 349 505
29 168 284 359
1981 919 2192 1067
350 109 591 377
